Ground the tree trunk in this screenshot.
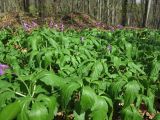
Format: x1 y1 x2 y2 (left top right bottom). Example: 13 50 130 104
146 0 151 26
23 0 30 12
121 0 128 26
142 0 149 27
88 0 90 15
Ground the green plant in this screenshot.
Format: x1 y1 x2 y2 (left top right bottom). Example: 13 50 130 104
0 27 160 120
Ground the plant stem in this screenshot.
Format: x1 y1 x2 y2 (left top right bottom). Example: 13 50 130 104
19 75 32 97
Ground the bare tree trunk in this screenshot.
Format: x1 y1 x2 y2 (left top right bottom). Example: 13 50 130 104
38 0 45 18
111 1 115 25
99 0 102 20
142 0 149 27
23 0 30 12
145 0 151 26
107 0 110 24
83 0 85 13
121 0 128 26
88 0 90 14
96 0 99 19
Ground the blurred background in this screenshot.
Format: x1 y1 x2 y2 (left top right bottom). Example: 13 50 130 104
0 0 159 29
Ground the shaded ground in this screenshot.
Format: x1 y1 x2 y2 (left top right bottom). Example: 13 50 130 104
0 12 134 30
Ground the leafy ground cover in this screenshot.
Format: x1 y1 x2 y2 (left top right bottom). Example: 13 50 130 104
0 27 160 120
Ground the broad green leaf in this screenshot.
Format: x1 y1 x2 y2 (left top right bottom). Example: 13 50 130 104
80 86 97 112
128 62 145 75
43 51 53 67
91 96 108 120
28 102 48 120
121 105 143 120
111 56 122 68
0 91 15 109
81 62 94 77
153 114 160 120
0 101 21 120
102 96 113 109
110 80 126 99
28 33 41 50
142 88 156 113
124 81 141 107
28 51 39 66
71 56 78 68
73 111 85 120
38 71 65 87
150 60 160 82
37 94 58 120
91 61 103 80
42 32 58 48
17 97 32 120
0 80 12 88
61 82 81 108
125 42 132 59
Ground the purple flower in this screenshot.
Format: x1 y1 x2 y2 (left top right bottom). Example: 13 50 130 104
23 22 31 31
102 24 105 28
54 24 58 28
96 22 101 26
0 69 4 75
49 20 54 28
60 23 64 31
108 26 115 32
32 21 38 27
107 44 112 52
117 24 123 29
0 64 9 75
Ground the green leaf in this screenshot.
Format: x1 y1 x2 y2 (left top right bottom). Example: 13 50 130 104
142 88 156 113
91 61 103 80
0 101 21 120
38 71 65 87
150 60 160 82
111 56 122 68
125 41 132 59
0 80 12 89
37 94 58 120
128 62 145 75
73 111 85 120
71 56 78 68
28 51 39 66
28 33 41 50
110 80 126 99
0 91 15 110
42 32 58 48
91 96 108 120
121 105 143 120
102 96 113 109
43 51 53 67
80 86 97 112
81 62 94 77
28 102 48 120
124 81 141 107
153 114 160 120
61 82 81 108
17 97 32 120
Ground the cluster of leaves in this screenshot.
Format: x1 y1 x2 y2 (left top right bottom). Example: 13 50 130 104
0 27 160 120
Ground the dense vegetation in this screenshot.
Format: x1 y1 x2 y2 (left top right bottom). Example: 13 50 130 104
0 27 160 120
